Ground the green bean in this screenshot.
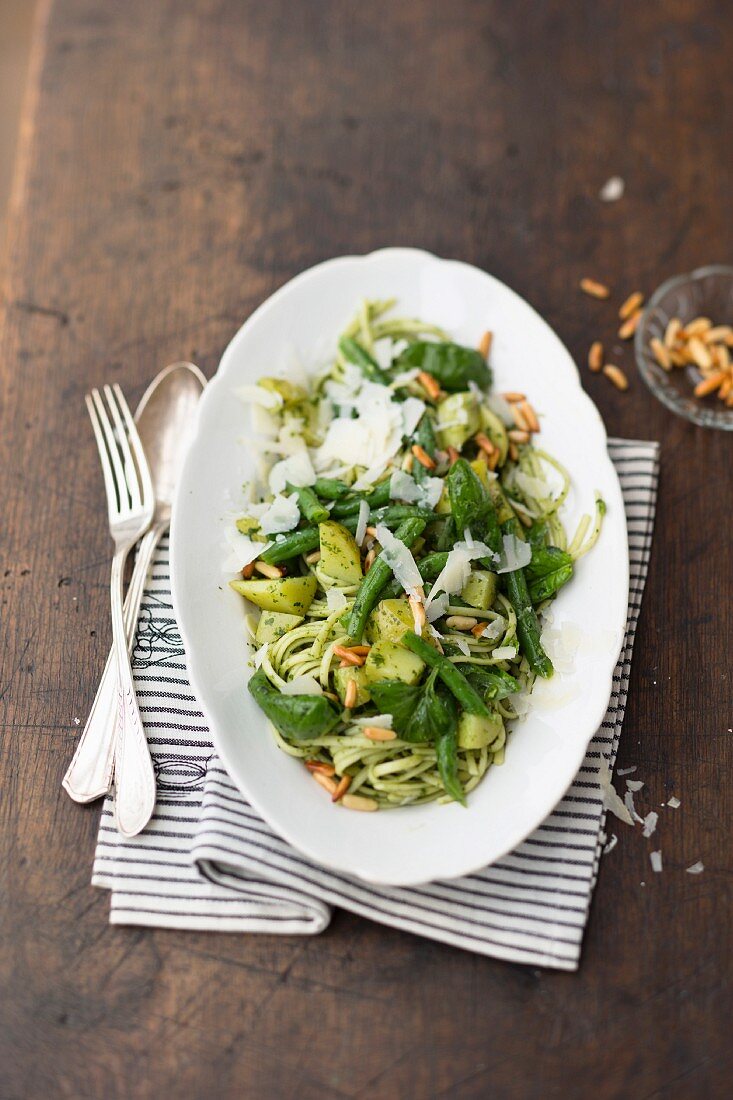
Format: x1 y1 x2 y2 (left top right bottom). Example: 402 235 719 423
248 668 341 740
412 414 438 483
260 526 320 564
313 477 352 500
371 505 436 525
330 480 392 518
286 482 329 524
400 631 490 716
338 336 390 384
436 515 457 552
347 518 427 642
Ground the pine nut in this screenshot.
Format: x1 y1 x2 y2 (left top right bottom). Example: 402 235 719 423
411 444 436 469
343 678 358 709
688 337 713 370
474 431 496 457
602 364 629 391
650 337 672 370
510 403 530 432
363 727 397 741
349 645 371 656
341 793 379 811
306 760 336 776
619 291 644 320
364 548 376 571
445 615 478 630
694 370 727 397
518 400 540 433
304 550 321 564
254 561 283 579
664 318 683 347
332 775 352 802
312 771 338 795
580 278 611 299
241 562 256 579
478 330 493 358
588 341 604 372
417 370 442 400
333 645 364 666
508 442 519 462
683 316 712 337
618 310 642 340
502 391 526 402
719 376 732 400
702 325 733 344
508 429 530 443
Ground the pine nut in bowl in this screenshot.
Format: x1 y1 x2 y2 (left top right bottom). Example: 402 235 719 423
635 265 733 431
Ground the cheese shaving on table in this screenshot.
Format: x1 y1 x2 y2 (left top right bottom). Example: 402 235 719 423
667 795 681 809
624 790 644 824
598 756 634 825
686 861 704 874
355 499 370 546
642 811 658 838
603 833 618 854
626 779 644 792
617 766 637 776
374 523 423 597
258 493 301 535
650 850 663 873
280 675 324 696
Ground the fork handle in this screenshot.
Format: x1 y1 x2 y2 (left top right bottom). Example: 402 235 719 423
62 526 163 804
110 544 157 837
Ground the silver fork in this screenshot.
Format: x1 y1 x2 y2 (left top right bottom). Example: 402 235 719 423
86 384 156 837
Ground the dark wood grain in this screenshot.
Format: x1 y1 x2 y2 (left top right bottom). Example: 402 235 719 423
1 1 731 1097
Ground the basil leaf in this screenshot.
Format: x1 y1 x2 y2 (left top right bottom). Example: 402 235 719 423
525 545 574 603
395 341 492 392
368 680 423 738
248 669 341 741
463 665 519 701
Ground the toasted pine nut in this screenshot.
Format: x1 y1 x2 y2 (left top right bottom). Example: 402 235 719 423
510 403 530 432
508 442 519 462
478 330 493 358
312 771 338 795
688 337 713 370
417 370 442 400
409 594 426 630
411 443 436 469
618 291 644 320
363 727 397 741
669 348 686 367
474 431 496 457
717 344 731 368
306 760 336 776
683 316 712 337
719 376 732 400
486 449 500 471
447 445 460 466
664 318 683 347
518 400 540 433
602 364 629 391
341 793 379 811
349 645 371 656
694 370 727 397
702 325 733 344
588 341 604 372
333 645 364 666
727 389 733 407
344 678 358 709
365 525 378 538
304 550 321 565
471 621 491 638
650 337 672 370
445 615 478 630
323 691 339 702
241 562 256 579
332 775 352 802
580 277 610 299
254 561 283 579
502 391 526 402
508 429 530 443
364 548 376 572
618 310 642 340
402 452 414 473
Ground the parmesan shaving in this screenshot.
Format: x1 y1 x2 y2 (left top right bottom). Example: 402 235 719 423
252 643 269 669
222 526 272 572
325 589 348 613
235 383 282 410
258 493 301 535
686 861 704 874
496 533 532 574
650 850 663 873
353 713 393 729
493 646 517 661
355 499 370 546
642 811 658 838
667 795 681 809
374 523 423 596
425 540 495 608
603 833 618 854
598 756 634 825
617 766 637 776
454 636 471 656
624 790 644 824
426 592 449 623
626 779 644 792
268 449 316 495
401 397 426 437
280 675 323 696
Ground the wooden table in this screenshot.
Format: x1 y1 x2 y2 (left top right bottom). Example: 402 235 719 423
1 1 731 1096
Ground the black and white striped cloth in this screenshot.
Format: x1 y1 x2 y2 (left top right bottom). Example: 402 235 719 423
92 439 659 970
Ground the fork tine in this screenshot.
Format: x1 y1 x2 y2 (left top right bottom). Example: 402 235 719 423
85 391 120 516
91 388 130 512
112 383 154 510
103 384 142 511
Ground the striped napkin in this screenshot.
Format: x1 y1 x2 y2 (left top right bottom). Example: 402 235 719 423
92 439 659 970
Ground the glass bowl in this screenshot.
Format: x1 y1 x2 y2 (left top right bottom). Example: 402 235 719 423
635 265 733 431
